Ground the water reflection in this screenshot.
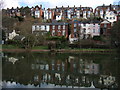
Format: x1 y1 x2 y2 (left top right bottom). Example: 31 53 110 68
2 52 119 89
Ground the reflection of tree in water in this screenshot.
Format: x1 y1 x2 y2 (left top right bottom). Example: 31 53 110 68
2 52 119 88
115 51 120 89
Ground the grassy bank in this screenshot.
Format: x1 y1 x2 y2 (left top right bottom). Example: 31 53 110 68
1 44 116 53
2 45 19 49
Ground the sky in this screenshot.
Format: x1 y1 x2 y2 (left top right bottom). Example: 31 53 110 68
3 0 120 9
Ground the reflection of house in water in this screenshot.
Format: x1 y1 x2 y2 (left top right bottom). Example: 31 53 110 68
31 56 100 87
68 56 99 74
2 53 118 89
8 57 19 64
99 75 117 88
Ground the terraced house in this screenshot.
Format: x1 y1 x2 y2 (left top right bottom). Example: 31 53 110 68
51 5 93 20
94 4 120 19
6 7 21 17
32 22 68 38
69 20 100 43
31 5 44 18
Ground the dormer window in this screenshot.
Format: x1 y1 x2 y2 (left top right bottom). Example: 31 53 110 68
36 8 38 10
110 12 113 15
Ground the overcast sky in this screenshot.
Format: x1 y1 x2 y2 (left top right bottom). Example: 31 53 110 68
3 0 119 9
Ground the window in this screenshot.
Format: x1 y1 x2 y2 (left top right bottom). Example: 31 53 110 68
39 26 41 30
106 17 108 19
113 17 115 19
74 23 77 27
63 25 65 29
100 10 103 14
74 29 77 32
52 64 54 70
57 64 60 71
110 17 112 19
36 7 38 10
45 26 46 30
96 12 98 15
104 24 107 28
52 30 55 36
58 30 61 32
83 24 86 27
74 33 77 37
36 26 39 30
35 26 37 30
93 29 95 33
58 25 61 29
52 25 55 29
83 28 86 33
62 30 65 35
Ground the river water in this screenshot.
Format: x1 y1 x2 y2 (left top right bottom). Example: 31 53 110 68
2 52 120 89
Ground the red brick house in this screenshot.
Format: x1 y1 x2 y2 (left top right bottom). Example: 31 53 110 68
100 20 111 36
49 22 68 38
31 5 44 18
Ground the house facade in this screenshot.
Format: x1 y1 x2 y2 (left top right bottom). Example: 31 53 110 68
69 21 100 43
54 5 93 20
31 5 44 18
6 7 21 17
100 20 111 36
49 22 68 38
94 4 120 19
32 23 51 34
32 22 68 38
104 11 117 23
4 30 19 41
43 8 55 20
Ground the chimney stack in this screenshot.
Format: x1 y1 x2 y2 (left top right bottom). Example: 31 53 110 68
40 5 42 8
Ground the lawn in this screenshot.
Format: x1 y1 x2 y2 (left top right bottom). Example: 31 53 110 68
32 46 48 50
2 45 19 49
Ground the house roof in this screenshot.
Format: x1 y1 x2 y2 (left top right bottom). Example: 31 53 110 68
13 35 25 41
101 19 111 24
33 22 68 26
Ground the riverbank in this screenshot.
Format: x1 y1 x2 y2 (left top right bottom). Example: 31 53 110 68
0 45 116 53
0 48 115 53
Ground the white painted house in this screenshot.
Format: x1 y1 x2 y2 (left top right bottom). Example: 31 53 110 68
8 30 19 40
104 11 117 23
69 21 100 43
32 23 50 34
56 11 62 21
43 9 53 20
80 22 100 39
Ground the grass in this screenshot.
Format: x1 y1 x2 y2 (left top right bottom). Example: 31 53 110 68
2 45 19 49
32 46 48 50
1 44 115 52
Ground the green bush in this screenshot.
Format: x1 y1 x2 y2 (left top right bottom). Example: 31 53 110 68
93 36 101 41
